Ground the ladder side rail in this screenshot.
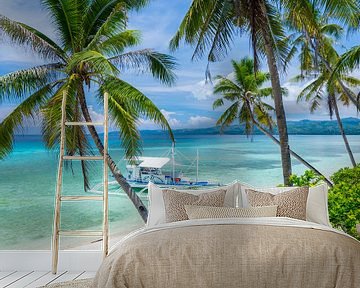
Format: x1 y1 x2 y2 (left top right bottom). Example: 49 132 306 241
52 90 67 274
103 92 109 258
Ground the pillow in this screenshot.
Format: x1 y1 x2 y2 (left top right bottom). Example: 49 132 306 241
245 187 309 220
239 183 331 226
147 181 239 227
162 189 226 223
184 205 278 220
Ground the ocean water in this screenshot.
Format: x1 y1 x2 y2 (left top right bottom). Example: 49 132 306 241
0 133 359 250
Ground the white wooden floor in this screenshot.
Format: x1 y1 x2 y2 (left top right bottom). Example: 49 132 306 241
0 271 96 288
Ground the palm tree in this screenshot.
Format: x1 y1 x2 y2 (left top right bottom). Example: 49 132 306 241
214 58 332 186
169 0 359 185
285 0 360 111
170 0 292 185
0 0 178 222
287 18 358 167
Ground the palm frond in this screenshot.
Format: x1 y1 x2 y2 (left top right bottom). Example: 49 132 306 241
0 14 66 60
216 102 239 132
83 0 148 43
321 23 343 39
86 2 127 49
213 76 242 96
41 0 86 51
0 63 64 103
0 83 56 159
67 50 119 77
108 94 142 160
213 98 224 109
109 49 177 86
95 30 141 56
100 77 174 142
334 45 360 75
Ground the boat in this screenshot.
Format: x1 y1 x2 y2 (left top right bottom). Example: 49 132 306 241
89 145 220 197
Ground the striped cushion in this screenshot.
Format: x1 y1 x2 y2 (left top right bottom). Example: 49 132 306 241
184 205 278 219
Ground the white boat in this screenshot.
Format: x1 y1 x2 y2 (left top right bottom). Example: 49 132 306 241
89 146 220 196
125 145 219 189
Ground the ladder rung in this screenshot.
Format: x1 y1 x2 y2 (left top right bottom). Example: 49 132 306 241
65 122 104 126
61 196 103 201
59 230 103 237
63 156 103 160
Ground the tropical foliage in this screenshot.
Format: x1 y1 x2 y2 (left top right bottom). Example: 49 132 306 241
213 58 275 135
287 16 359 167
286 170 325 187
170 0 360 185
328 165 360 240
0 0 178 222
213 57 332 185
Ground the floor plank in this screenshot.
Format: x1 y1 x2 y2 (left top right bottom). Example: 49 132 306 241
0 272 32 287
75 271 96 280
48 271 84 284
72 271 85 280
24 271 66 288
0 272 16 281
6 272 49 288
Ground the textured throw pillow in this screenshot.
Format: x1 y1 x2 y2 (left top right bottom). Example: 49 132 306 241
162 189 226 223
239 183 330 226
147 182 240 227
184 205 278 220
245 187 309 220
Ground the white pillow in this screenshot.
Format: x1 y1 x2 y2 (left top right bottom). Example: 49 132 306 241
147 181 239 227
239 183 331 226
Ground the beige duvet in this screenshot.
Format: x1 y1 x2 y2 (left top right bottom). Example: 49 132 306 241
93 218 360 288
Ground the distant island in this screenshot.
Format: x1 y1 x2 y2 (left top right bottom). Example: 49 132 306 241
139 117 360 136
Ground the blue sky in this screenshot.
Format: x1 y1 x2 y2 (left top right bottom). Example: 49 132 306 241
0 0 359 133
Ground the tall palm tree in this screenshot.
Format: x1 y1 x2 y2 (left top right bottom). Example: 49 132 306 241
0 0 177 222
170 0 292 185
287 18 358 167
214 58 332 186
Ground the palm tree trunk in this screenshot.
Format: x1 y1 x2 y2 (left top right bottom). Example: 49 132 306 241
331 94 357 167
251 118 333 187
259 0 292 185
77 86 148 223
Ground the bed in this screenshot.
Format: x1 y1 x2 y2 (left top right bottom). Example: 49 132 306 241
93 182 360 288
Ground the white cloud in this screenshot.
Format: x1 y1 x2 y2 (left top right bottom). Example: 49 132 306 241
191 80 215 100
187 116 216 128
138 108 216 130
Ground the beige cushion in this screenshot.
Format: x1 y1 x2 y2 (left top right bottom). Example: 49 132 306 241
162 189 226 223
147 182 239 227
239 183 330 226
184 205 278 220
245 187 309 220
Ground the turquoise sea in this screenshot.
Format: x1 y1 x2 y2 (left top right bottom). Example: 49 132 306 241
0 133 359 250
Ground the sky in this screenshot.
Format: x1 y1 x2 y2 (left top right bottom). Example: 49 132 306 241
0 0 359 133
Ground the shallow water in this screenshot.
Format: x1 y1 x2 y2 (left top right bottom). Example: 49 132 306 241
0 133 359 249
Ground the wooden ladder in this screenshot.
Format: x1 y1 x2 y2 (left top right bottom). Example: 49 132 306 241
52 90 109 274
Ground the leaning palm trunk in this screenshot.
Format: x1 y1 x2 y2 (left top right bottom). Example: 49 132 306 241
78 88 148 222
259 1 292 185
251 118 333 187
331 94 357 167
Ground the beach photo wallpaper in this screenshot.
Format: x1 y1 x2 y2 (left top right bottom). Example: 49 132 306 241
0 0 359 251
